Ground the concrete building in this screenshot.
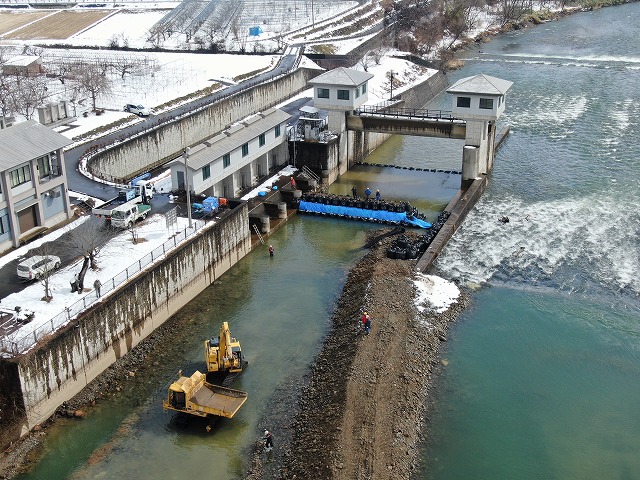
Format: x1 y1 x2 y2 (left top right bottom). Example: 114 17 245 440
307 67 374 133
447 74 513 184
169 107 291 198
0 120 73 252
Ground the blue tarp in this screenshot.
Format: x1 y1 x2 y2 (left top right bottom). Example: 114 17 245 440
298 201 432 229
249 26 263 36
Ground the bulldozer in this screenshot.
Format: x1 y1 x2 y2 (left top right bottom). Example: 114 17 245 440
205 321 246 383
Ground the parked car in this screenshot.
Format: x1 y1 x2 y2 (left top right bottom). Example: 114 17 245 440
17 255 61 280
124 104 151 116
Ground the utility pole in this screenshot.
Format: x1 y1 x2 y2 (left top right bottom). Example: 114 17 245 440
182 147 192 228
389 70 394 100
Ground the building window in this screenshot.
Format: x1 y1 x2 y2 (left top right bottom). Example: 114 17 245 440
274 125 281 137
479 98 494 109
242 143 249 157
37 155 50 179
9 165 31 188
457 97 471 108
0 213 8 235
337 89 350 100
317 88 329 99
259 133 266 147
223 153 231 168
355 86 360 98
362 82 367 94
202 164 211 180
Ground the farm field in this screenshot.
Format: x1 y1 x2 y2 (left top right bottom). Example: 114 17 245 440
4 9 114 39
0 10 51 35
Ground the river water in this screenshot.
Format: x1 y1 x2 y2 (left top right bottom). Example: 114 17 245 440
16 4 640 479
421 4 640 479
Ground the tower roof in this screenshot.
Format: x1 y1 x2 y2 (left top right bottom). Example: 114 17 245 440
308 67 374 87
447 74 513 96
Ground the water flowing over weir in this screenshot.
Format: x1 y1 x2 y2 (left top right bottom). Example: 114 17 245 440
418 4 640 479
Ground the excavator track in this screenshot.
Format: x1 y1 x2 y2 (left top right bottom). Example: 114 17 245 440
221 360 248 387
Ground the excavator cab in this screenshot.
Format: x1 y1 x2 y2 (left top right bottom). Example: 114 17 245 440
205 322 244 375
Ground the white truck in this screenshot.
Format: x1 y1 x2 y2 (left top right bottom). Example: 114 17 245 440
92 183 152 220
131 180 154 202
110 203 151 228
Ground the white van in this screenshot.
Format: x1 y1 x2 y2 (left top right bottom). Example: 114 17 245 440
17 255 61 280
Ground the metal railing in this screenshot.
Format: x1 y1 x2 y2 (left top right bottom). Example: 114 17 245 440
0 221 205 357
354 103 458 121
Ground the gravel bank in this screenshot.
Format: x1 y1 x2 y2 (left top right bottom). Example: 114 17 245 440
245 231 467 479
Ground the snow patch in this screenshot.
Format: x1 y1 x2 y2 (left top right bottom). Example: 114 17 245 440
413 273 460 313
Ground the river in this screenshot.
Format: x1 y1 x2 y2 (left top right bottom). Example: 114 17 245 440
16 4 640 479
421 3 640 479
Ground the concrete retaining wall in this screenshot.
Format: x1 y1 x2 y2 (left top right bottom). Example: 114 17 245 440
398 71 448 110
415 176 488 273
88 67 323 183
3 203 251 434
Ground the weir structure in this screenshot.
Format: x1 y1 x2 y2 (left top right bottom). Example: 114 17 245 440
298 69 513 189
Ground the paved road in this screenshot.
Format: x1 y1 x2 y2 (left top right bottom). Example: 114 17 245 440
2 48 310 300
65 46 303 200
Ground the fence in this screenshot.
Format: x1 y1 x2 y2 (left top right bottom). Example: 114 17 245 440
0 220 204 357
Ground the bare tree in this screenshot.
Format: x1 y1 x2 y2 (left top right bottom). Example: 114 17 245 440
76 63 111 111
112 56 139 79
33 243 61 302
0 75 15 118
356 52 373 71
127 218 139 244
63 217 116 294
371 43 390 65
499 0 531 24
8 75 49 120
147 23 170 48
200 19 216 45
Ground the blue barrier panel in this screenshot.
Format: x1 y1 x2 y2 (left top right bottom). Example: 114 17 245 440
298 201 432 229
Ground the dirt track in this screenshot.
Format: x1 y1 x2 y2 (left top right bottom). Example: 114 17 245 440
245 231 466 479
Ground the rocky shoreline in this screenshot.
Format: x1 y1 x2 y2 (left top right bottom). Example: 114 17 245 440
244 232 468 479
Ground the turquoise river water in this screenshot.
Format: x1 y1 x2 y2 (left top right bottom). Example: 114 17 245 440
17 3 640 479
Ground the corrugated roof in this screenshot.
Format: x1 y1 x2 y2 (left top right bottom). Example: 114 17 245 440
4 55 40 67
0 120 72 172
308 67 374 87
447 74 513 96
180 108 291 170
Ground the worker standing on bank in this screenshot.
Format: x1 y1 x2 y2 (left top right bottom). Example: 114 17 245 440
351 186 357 198
290 176 296 189
263 430 274 451
269 245 274 257
375 189 381 202
361 311 371 335
364 187 372 200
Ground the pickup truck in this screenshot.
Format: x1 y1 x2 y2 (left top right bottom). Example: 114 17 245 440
110 203 151 228
92 189 143 220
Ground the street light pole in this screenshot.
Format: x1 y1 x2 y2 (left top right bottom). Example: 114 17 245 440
389 70 394 100
182 147 192 228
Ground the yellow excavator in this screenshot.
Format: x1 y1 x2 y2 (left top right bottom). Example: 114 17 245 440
205 321 246 381
163 322 248 429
